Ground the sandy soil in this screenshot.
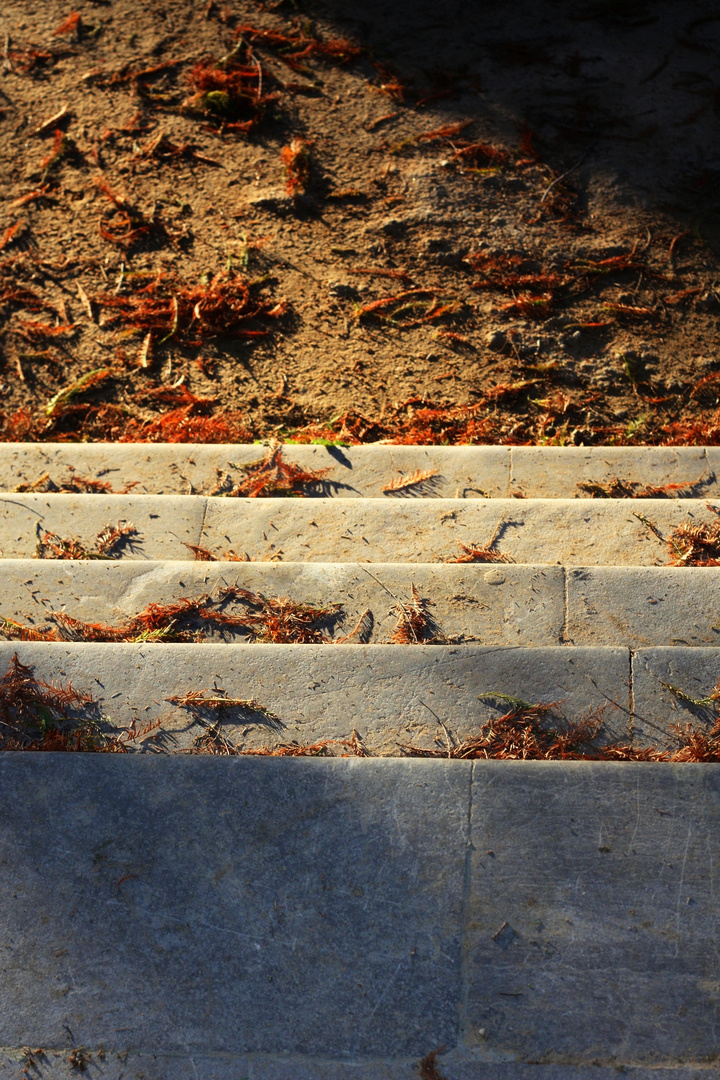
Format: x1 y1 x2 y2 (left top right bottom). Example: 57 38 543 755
1 0 720 444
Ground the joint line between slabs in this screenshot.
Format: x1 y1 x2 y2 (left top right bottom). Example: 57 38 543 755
458 759 474 1047
629 649 635 743
507 446 515 497
561 566 569 645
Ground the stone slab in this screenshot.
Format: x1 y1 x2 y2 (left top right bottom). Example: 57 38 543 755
0 493 206 560
200 497 714 565
510 445 712 498
0 443 511 499
0 643 631 751
2 443 719 500
467 761 720 1066
0 1052 710 1080
633 647 720 749
2 758 719 1072
1 494 716 565
567 566 720 647
0 560 565 647
0 756 471 1057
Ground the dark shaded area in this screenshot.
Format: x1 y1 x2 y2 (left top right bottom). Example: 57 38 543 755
300 0 720 241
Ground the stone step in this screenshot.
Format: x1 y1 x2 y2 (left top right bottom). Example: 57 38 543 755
1 639 712 753
4 640 719 754
0 441 715 499
0 755 717 1076
0 492 714 564
0 559 565 647
0 641 633 753
4 560 720 649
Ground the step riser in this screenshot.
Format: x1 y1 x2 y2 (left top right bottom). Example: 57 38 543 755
4 561 720 648
0 494 713 564
1 757 717 1072
0 443 715 498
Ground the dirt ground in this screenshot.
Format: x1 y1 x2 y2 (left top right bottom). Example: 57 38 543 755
1 0 720 445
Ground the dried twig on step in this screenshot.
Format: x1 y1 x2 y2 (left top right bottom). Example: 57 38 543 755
448 518 514 563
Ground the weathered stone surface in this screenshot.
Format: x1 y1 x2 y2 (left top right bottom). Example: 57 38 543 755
0 643 630 751
0 1052 709 1080
0 493 205 559
0 757 470 1057
0 493 716 565
200 496 708 565
447 1068 709 1080
632 647 720 749
510 445 712 498
2 759 719 1073
0 559 565 646
0 443 511 499
0 1050 254 1079
567 566 720 647
467 761 720 1066
2 443 718 499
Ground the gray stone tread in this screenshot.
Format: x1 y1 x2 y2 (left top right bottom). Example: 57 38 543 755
567 565 720 647
0 493 714 564
0 641 631 752
0 756 718 1071
633 646 720 748
4 560 720 649
0 559 563 646
0 442 716 498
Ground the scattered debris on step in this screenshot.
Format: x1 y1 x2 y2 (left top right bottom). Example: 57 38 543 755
210 442 332 497
577 473 710 499
35 521 138 560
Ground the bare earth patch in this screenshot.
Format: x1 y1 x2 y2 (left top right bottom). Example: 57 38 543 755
1 0 720 445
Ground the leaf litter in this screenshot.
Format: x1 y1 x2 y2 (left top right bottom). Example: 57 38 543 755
577 473 710 498
0 587 343 645
35 521 138 560
209 442 331 497
633 503 720 565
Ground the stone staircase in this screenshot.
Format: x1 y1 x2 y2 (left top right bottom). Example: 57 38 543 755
0 442 718 1079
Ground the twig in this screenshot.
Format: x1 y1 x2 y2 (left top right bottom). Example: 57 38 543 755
358 565 418 642
540 143 595 203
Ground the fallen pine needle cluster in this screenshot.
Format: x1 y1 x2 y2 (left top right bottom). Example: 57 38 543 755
0 587 343 644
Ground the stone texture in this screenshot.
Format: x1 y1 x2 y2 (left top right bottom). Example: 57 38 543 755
0 756 470 1057
633 647 720 749
0 1053 710 1080
467 761 720 1065
2 759 719 1073
567 566 720 647
510 445 712 498
1 493 716 565
200 496 710 565
0 443 511 499
0 643 630 751
0 493 206 559
2 443 718 500
0 559 565 647
0 1050 254 1079
446 1068 709 1080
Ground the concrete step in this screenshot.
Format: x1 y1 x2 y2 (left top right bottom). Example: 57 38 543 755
0 638 715 753
4 639 720 754
0 492 714 564
0 641 633 753
0 755 717 1076
4 560 720 648
0 442 716 499
0 559 565 647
